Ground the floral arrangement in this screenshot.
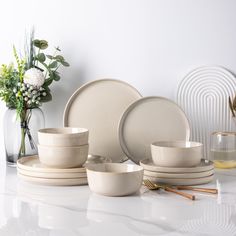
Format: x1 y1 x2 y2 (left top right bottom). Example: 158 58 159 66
0 33 69 157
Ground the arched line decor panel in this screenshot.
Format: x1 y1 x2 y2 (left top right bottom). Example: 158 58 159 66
177 66 236 159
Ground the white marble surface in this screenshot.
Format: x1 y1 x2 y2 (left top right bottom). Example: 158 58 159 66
0 162 236 236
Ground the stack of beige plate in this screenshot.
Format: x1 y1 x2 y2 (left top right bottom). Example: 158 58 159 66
140 159 214 186
17 155 111 186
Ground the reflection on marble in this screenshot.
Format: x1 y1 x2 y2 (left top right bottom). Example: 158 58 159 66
0 162 236 235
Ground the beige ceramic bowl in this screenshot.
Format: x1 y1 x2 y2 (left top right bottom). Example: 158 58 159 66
151 141 203 167
86 163 144 197
38 144 89 168
38 128 89 147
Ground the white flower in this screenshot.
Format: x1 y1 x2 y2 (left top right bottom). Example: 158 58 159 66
23 68 45 88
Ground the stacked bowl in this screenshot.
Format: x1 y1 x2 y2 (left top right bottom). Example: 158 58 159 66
141 141 215 185
38 128 89 168
17 128 90 186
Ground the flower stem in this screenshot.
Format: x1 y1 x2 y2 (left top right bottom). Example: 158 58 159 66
20 127 26 156
18 109 28 158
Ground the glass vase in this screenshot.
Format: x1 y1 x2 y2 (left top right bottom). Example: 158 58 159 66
3 108 45 166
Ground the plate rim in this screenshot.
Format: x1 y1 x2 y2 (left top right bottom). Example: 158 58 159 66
143 174 214 185
18 172 88 186
63 78 142 163
63 78 142 126
17 166 87 179
118 96 190 164
140 158 214 173
143 168 214 179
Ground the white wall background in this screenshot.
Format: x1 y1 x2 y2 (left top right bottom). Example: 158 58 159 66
0 0 236 160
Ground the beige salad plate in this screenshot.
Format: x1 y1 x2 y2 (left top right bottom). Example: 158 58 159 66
140 159 214 173
119 97 190 164
63 79 142 163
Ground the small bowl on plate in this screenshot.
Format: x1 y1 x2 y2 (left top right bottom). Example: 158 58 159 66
38 127 89 147
151 141 203 167
86 163 144 197
38 144 89 168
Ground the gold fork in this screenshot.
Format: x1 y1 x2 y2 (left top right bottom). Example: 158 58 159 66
143 179 195 200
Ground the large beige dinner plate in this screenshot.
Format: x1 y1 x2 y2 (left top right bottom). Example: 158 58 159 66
144 169 214 179
119 97 190 164
18 173 88 186
140 159 214 173
143 174 214 186
63 79 142 163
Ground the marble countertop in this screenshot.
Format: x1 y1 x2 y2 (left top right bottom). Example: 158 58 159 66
0 162 236 236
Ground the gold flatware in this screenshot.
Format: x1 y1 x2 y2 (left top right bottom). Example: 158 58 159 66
176 186 218 194
143 179 195 200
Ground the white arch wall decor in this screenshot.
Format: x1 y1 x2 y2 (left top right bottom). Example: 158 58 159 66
177 66 236 159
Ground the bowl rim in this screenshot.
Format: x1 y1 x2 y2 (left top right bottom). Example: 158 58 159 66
151 140 203 149
38 127 88 136
86 163 143 174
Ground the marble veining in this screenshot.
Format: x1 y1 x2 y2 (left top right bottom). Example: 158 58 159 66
0 162 236 235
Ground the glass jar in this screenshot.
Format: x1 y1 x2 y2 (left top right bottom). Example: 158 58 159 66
3 108 45 166
210 131 236 168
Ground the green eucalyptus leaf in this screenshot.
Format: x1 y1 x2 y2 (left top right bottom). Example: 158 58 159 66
54 55 65 62
33 39 41 48
53 71 61 81
61 61 70 67
43 78 53 86
37 53 46 62
33 39 48 49
42 85 51 92
46 55 54 59
47 71 60 81
54 73 61 81
40 92 52 103
49 61 58 69
39 40 48 49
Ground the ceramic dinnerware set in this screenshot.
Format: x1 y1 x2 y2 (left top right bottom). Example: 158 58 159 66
17 128 110 186
141 141 215 185
17 128 90 185
17 79 215 196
